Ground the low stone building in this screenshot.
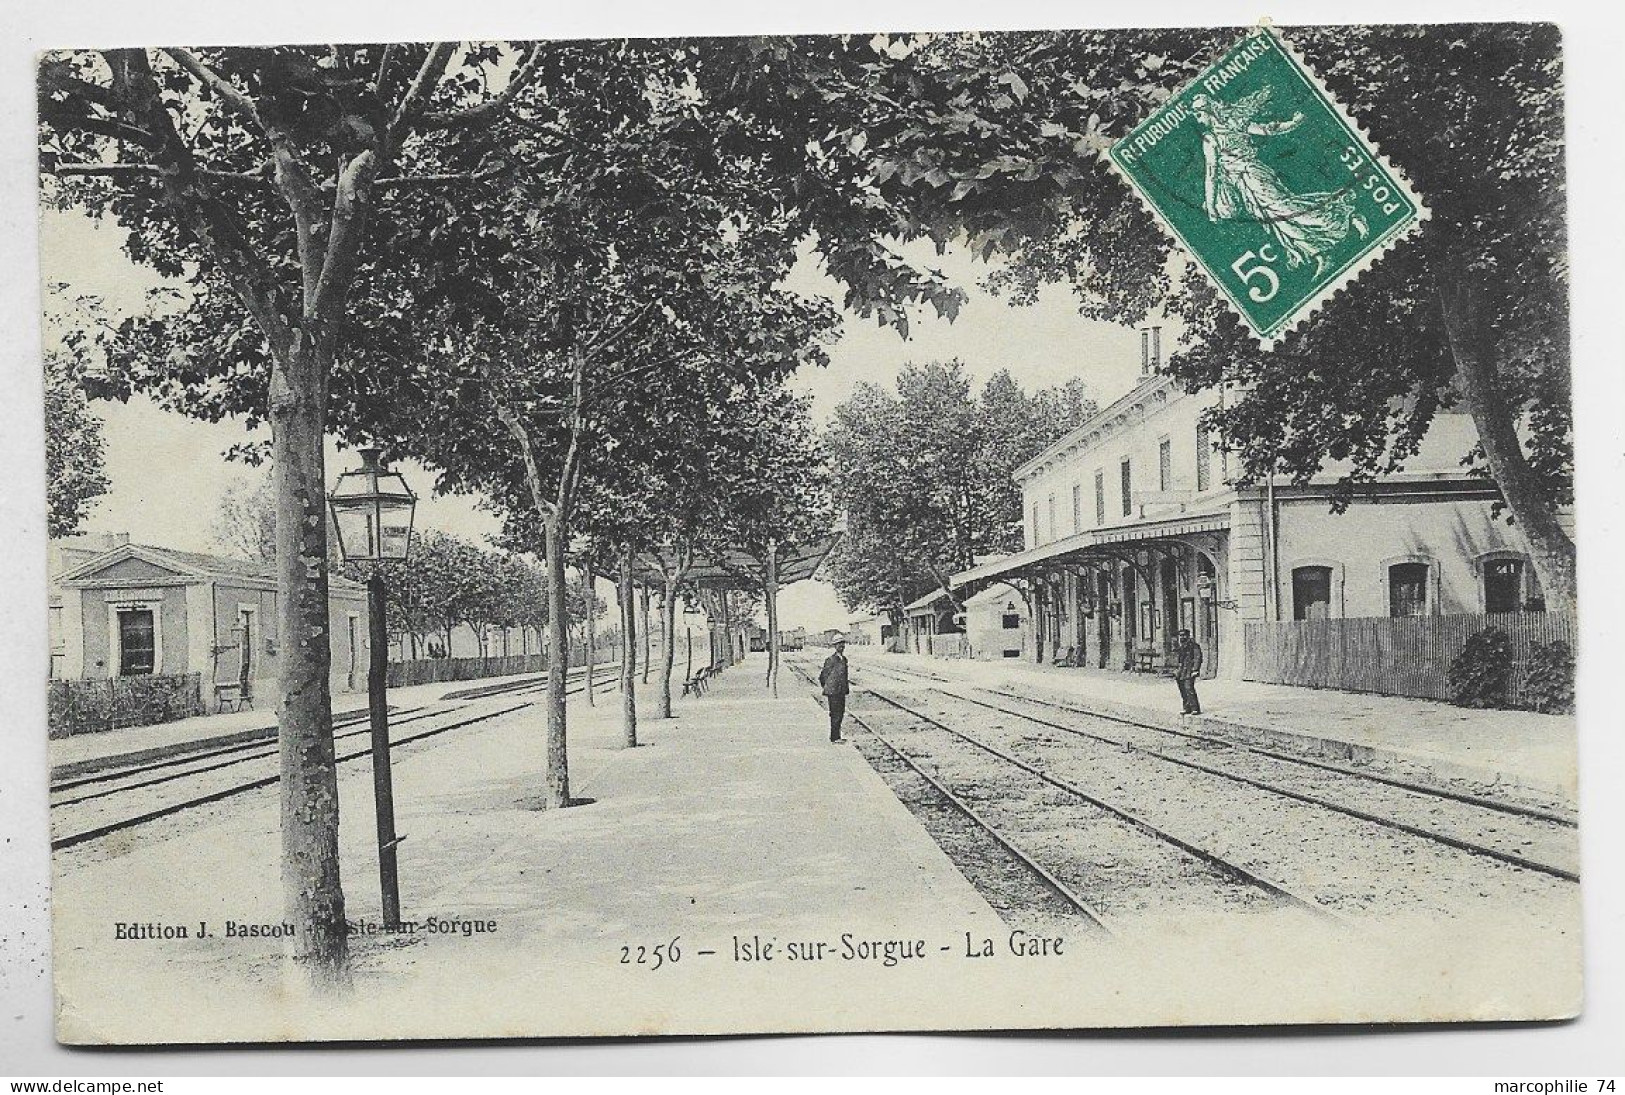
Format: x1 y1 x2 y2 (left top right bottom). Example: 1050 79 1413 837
49 534 370 713
961 582 1030 661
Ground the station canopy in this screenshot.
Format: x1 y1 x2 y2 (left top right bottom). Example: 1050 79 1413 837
630 534 840 590
949 511 1231 596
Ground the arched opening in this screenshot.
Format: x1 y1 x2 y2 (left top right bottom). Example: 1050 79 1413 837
1196 552 1219 677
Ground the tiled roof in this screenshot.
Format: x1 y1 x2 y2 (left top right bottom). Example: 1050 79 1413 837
75 543 365 591
135 545 277 581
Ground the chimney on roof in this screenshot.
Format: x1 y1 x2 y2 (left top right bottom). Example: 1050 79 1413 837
1139 326 1164 376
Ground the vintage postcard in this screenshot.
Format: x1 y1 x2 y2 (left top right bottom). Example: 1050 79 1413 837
36 21 1579 1044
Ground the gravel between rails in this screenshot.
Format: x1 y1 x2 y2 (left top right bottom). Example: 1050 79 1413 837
849 690 1309 929
951 687 1579 881
861 677 1574 919
52 675 623 860
869 659 1577 823
844 709 1103 937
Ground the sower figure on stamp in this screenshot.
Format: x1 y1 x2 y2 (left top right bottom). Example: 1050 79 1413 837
819 639 850 742
1174 628 1203 715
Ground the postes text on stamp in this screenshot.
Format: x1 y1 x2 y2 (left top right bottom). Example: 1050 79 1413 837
1110 27 1428 348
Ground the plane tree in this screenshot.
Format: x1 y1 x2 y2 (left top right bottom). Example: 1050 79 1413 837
709 388 835 697
38 42 559 983
826 362 1097 629
867 26 1575 611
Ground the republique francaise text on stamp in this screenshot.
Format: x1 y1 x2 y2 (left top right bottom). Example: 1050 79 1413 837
1110 27 1428 348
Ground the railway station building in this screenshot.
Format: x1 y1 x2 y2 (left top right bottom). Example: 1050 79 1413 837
48 533 371 712
949 340 1565 692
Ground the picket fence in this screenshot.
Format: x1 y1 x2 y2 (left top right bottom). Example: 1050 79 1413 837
1242 611 1576 705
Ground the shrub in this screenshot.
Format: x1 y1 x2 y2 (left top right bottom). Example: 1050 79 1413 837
1447 628 1513 709
1521 640 1575 714
47 673 204 737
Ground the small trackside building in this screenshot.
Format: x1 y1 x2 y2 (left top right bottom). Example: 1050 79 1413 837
49 536 371 712
961 582 1030 661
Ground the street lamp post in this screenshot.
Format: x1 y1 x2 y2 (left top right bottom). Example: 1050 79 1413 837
328 448 417 930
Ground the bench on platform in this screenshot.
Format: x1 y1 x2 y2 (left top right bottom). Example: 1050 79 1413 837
214 681 253 713
682 665 716 698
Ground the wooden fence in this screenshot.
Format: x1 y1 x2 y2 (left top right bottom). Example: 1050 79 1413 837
1243 612 1575 704
384 641 625 689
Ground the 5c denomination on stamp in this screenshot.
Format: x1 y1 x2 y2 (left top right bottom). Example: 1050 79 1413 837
1110 26 1428 347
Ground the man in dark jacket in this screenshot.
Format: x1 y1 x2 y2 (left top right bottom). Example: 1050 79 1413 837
1174 628 1203 715
819 639 851 742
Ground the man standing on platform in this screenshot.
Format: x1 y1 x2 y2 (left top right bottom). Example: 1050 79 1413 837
819 639 851 742
1174 628 1204 715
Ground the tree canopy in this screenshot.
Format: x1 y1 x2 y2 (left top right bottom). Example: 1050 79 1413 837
826 361 1097 621
43 350 111 539
868 25 1573 607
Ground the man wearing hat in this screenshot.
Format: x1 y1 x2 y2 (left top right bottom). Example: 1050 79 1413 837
1174 628 1204 715
818 638 851 742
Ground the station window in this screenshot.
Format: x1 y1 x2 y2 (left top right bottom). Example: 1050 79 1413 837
1094 470 1105 525
117 608 156 676
1292 566 1333 620
1031 502 1041 547
1483 559 1524 614
1047 493 1057 543
1158 437 1172 492
1388 562 1430 618
1071 483 1082 534
1196 425 1212 491
1001 612 1021 630
1120 458 1133 517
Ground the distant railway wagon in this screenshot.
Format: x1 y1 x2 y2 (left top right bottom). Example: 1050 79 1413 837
779 628 806 651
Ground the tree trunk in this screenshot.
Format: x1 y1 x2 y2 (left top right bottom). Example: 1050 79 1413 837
765 546 780 698
618 549 637 747
541 512 571 808
1439 277 1577 615
658 576 680 718
270 332 349 986
583 567 597 706
640 584 652 685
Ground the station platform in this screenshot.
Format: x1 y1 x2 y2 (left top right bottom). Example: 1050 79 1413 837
52 658 1006 1042
855 650 1579 805
48 666 575 780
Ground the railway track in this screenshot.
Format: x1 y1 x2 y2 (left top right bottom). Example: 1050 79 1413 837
861 660 1579 884
788 660 1326 933
51 666 622 852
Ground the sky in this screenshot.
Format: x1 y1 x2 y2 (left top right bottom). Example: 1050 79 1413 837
40 207 1154 632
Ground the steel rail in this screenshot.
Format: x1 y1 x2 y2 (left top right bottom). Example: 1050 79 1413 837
859 659 1576 828
860 686 1340 923
52 674 623 851
921 687 1580 885
785 661 1113 933
52 662 618 794
51 704 453 807
48 705 403 791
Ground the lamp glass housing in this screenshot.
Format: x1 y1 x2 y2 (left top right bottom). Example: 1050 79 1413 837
328 449 417 564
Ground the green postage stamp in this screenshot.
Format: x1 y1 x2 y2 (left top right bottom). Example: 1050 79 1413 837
1110 27 1428 348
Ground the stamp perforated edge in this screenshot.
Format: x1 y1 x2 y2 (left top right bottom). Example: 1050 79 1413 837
1103 24 1432 351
